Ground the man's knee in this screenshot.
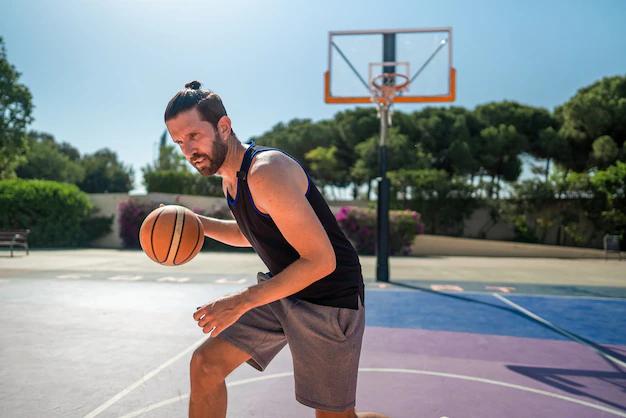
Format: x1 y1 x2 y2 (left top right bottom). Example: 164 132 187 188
190 337 251 384
190 348 226 383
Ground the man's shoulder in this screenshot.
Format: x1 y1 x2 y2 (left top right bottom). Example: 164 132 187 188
247 149 308 195
249 149 300 181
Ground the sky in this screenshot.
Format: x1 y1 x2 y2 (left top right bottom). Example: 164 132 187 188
2 0 625 193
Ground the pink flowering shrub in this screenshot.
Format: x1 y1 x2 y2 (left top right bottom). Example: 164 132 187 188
118 200 160 248
336 206 424 255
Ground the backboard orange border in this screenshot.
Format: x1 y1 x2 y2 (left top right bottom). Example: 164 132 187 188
324 27 456 105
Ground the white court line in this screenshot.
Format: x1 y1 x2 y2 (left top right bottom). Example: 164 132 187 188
83 335 209 418
57 273 92 279
156 276 190 283
117 368 626 418
107 275 143 281
493 293 626 370
215 277 247 284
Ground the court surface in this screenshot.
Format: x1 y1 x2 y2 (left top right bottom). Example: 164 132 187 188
1 251 625 417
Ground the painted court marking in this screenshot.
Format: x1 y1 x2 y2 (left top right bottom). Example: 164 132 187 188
485 286 516 293
116 369 626 418
215 277 247 284
493 293 626 370
430 284 464 292
157 276 190 283
57 273 92 279
107 275 143 281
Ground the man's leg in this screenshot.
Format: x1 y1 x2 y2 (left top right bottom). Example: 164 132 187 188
189 337 251 418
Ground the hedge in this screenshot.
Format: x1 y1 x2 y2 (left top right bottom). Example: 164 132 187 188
336 206 424 255
0 179 112 246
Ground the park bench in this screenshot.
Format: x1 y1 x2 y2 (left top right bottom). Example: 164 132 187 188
0 229 30 257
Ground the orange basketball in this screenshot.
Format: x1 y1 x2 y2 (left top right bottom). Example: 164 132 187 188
139 205 204 266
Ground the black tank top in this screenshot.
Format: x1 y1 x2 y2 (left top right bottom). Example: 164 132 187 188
226 141 365 309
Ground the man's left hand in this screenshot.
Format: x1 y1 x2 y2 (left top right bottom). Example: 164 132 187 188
193 293 247 337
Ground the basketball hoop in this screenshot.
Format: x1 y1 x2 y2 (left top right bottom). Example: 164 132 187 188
370 73 411 105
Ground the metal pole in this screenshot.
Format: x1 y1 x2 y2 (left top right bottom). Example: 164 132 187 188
376 33 395 283
376 103 390 282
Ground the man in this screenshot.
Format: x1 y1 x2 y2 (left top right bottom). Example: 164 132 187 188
165 81 384 418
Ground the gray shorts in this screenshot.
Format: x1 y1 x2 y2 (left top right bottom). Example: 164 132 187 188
216 272 365 412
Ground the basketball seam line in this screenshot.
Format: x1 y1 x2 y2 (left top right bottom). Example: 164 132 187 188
180 216 201 265
166 207 184 265
163 207 177 263
150 209 164 263
172 208 186 265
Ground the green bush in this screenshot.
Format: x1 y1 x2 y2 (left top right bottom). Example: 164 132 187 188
336 206 423 255
0 179 112 246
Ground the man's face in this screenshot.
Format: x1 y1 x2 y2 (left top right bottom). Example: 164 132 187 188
166 107 228 176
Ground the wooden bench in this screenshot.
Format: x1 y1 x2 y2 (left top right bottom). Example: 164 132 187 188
0 229 30 257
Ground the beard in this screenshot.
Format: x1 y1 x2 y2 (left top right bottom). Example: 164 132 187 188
191 136 227 177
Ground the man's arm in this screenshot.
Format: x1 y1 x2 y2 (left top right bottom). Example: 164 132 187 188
196 215 251 247
239 153 336 310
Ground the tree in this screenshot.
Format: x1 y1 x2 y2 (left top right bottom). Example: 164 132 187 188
590 161 626 240
15 131 85 184
0 37 34 179
592 135 620 169
141 130 222 196
332 108 380 191
252 118 338 173
388 168 477 234
351 128 425 200
403 107 483 190
556 75 626 171
477 124 526 198
78 148 134 193
536 127 569 183
304 145 343 192
156 130 188 171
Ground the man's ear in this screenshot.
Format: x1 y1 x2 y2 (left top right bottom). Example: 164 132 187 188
217 116 232 139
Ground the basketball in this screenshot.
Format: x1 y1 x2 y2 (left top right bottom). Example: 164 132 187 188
139 204 204 266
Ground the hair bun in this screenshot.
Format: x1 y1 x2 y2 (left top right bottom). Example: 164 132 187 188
185 80 202 90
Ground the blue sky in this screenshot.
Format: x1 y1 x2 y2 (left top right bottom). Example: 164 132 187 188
2 0 625 193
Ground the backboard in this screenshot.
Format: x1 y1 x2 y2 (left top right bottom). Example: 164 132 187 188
324 27 455 104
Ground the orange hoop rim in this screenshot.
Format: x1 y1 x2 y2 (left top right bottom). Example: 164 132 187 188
370 73 411 104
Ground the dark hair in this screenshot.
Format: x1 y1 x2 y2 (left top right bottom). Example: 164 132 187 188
164 81 230 133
